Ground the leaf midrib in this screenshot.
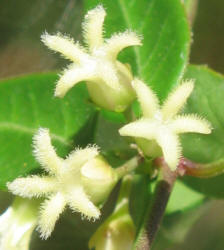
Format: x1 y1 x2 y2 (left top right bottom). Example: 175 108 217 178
0 122 71 146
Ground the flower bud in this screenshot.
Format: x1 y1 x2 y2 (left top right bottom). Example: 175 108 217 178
86 61 135 112
81 156 118 204
89 177 135 250
0 197 39 250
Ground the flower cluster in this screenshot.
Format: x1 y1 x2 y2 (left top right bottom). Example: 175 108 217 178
8 128 118 239
3 4 213 249
42 5 141 112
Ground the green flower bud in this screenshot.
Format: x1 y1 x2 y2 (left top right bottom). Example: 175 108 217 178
81 156 118 204
89 177 135 250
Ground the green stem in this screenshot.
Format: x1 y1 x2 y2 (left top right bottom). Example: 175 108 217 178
179 157 224 178
123 105 136 122
116 156 141 179
135 164 177 250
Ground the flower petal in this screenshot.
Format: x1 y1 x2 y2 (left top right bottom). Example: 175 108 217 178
7 176 57 198
65 146 99 171
104 31 142 60
37 192 66 239
119 119 157 140
171 114 212 134
83 5 106 51
161 80 194 119
97 62 121 90
132 78 159 118
33 128 62 175
68 186 100 219
156 130 181 171
55 66 94 97
41 33 88 63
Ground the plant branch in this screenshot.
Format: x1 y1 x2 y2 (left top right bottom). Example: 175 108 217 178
178 157 224 178
155 157 224 178
135 163 177 250
116 156 142 179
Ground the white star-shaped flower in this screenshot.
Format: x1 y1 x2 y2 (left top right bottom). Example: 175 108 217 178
41 5 142 112
119 79 212 171
8 128 117 239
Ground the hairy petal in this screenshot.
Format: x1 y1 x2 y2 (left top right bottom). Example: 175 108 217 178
156 130 181 171
171 114 212 134
7 176 57 198
162 80 194 119
119 119 157 140
65 146 99 171
41 33 88 63
37 192 66 239
68 186 100 219
83 5 106 51
104 31 142 61
33 128 62 175
97 62 121 90
55 66 94 97
132 78 159 118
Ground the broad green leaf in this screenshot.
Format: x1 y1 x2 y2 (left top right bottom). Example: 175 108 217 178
166 180 204 214
129 175 151 231
182 65 224 163
0 73 95 190
94 113 136 167
84 0 190 100
181 65 224 198
130 174 151 249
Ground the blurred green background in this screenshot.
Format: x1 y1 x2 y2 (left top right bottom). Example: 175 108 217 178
0 0 224 249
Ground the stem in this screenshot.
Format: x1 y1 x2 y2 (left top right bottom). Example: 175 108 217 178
136 164 177 250
123 105 136 122
116 156 141 179
179 157 224 178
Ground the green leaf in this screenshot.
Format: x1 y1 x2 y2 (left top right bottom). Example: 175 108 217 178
129 175 151 231
182 65 224 163
84 0 190 100
0 73 95 190
166 180 204 214
94 113 136 167
181 65 224 198
130 174 151 248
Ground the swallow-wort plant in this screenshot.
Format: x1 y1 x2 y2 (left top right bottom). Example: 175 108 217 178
0 1 224 250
